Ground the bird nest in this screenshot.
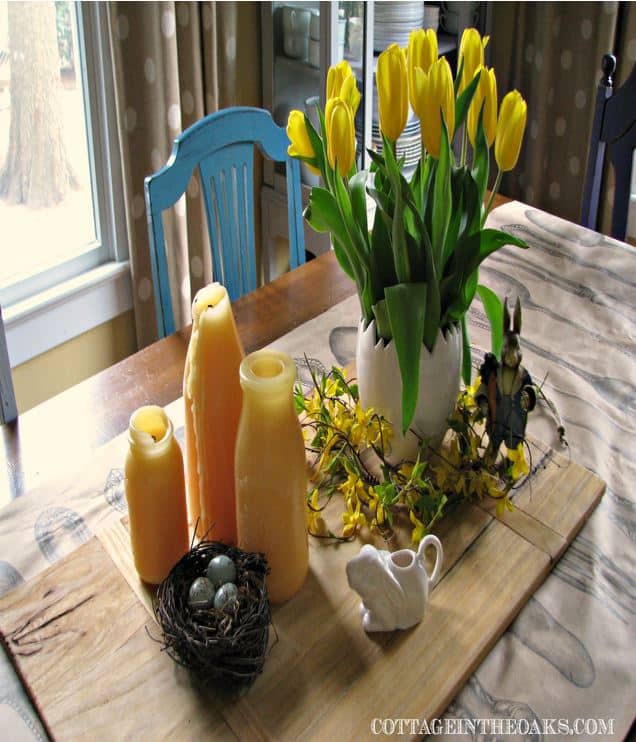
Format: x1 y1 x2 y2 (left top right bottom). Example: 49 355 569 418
154 540 270 686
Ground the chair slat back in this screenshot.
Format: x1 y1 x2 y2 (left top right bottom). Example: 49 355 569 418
145 107 305 337
199 143 256 300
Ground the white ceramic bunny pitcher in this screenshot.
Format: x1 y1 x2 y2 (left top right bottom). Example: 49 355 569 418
346 535 443 632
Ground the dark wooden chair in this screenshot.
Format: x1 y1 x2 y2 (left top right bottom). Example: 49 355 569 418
581 54 636 241
0 305 17 425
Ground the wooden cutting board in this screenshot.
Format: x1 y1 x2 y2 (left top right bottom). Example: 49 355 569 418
0 439 604 741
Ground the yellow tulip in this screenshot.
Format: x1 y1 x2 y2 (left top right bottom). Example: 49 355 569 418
467 66 498 147
325 97 356 176
495 90 527 171
458 27 489 94
327 60 361 117
413 56 455 158
407 28 438 111
286 109 320 175
327 60 353 99
376 43 408 142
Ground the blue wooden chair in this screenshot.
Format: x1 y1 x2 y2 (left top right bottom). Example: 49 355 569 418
581 54 636 241
144 106 305 338
0 305 17 424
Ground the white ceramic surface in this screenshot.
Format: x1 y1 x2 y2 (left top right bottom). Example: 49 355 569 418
356 318 461 461
346 535 444 632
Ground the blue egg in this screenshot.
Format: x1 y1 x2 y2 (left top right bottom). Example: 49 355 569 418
214 582 239 611
188 576 214 609
206 555 237 588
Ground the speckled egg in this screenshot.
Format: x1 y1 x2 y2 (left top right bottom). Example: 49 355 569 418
188 576 214 609
213 582 239 611
206 554 237 588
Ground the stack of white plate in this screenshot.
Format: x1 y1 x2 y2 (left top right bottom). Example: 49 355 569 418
374 1 425 53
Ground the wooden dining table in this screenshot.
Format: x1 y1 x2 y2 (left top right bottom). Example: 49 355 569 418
0 195 634 740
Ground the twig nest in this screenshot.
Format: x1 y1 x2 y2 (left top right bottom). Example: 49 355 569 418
154 541 270 685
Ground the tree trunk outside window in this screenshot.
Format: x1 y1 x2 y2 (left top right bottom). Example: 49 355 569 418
0 0 76 208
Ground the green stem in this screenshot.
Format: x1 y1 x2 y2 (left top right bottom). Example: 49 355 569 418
484 169 503 221
460 125 468 167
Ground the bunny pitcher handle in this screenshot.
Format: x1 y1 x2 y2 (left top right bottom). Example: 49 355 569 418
417 534 443 587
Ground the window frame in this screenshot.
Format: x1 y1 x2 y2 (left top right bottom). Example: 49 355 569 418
1 1 127 307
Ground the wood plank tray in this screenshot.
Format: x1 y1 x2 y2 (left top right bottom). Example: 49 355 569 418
0 438 604 741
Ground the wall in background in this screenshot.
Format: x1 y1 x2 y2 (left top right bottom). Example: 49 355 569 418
12 309 137 413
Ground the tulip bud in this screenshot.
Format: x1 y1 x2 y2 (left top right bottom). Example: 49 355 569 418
407 29 438 111
413 56 455 159
327 60 361 117
286 110 320 175
495 90 527 172
458 28 489 95
467 66 498 147
377 44 408 142
325 97 356 176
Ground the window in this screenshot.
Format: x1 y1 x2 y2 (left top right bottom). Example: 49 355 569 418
0 2 130 365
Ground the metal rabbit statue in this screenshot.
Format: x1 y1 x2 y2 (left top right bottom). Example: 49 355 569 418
476 298 536 457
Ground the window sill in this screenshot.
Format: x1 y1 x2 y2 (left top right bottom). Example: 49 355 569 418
4 261 134 367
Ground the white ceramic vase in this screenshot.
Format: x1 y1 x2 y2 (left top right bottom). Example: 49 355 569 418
356 318 462 462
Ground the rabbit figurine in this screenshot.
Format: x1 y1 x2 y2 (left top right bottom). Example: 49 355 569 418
477 297 536 457
346 535 443 632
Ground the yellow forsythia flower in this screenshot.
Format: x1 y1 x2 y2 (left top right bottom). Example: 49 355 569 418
413 56 455 158
458 27 489 94
407 28 438 111
286 110 320 175
467 66 498 147
325 97 356 176
409 510 426 545
495 90 527 172
377 43 408 142
506 442 529 480
342 497 366 538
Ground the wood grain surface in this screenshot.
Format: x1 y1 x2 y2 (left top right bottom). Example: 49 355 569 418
0 433 604 741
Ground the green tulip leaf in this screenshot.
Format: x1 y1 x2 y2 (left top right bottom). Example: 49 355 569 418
460 314 472 386
370 214 397 302
432 119 452 273
476 284 504 357
454 56 465 96
306 187 344 235
385 282 428 433
372 298 392 340
304 113 326 176
331 235 355 280
350 170 369 236
471 106 489 202
455 70 482 132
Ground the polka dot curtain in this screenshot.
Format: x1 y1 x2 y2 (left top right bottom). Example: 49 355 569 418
108 2 261 348
489 2 636 233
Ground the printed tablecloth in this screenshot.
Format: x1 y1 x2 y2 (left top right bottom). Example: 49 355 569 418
1 202 634 740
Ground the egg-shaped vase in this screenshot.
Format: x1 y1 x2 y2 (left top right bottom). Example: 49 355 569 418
355 319 462 462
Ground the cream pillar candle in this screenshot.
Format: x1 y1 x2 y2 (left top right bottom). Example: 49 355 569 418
184 283 244 543
124 405 189 585
235 350 308 604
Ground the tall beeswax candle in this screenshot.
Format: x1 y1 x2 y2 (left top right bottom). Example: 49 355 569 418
235 350 308 603
184 283 244 543
125 406 189 585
